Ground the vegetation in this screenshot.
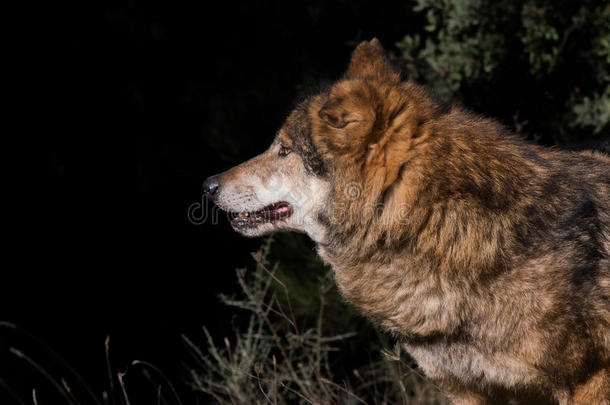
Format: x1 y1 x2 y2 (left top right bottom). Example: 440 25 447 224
187 236 447 404
395 0 609 145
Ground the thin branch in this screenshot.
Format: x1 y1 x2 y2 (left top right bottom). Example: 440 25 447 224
105 336 117 405
320 378 369 405
117 370 131 405
9 347 77 405
253 369 275 405
259 262 300 335
61 378 83 405
131 360 183 405
0 322 102 405
278 382 316 405
235 267 314 399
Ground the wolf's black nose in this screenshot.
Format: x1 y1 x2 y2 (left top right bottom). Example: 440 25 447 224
203 176 220 197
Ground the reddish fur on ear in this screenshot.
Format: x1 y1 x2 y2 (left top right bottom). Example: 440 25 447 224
345 38 400 83
317 81 378 154
318 99 365 129
317 39 401 154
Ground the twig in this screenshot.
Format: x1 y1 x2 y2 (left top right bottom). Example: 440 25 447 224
557 20 581 57
62 377 83 405
105 337 116 405
254 368 275 405
278 382 316 405
320 378 369 405
117 370 131 405
131 360 183 405
9 347 77 405
140 369 171 405
235 266 314 399
0 322 101 405
259 262 300 335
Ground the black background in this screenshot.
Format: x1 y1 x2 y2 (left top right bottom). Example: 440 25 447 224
6 1 413 403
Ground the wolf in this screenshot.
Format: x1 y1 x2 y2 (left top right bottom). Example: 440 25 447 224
203 39 610 404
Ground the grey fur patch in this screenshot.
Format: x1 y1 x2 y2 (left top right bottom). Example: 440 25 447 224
285 102 327 177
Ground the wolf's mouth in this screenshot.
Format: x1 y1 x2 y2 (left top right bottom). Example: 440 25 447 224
229 202 293 228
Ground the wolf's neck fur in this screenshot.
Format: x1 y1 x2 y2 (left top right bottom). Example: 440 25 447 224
316 108 557 337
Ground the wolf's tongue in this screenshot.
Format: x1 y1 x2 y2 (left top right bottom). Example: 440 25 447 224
278 206 290 214
273 203 291 215
230 202 293 228
260 202 291 219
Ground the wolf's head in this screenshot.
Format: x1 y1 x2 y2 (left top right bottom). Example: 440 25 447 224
204 39 441 244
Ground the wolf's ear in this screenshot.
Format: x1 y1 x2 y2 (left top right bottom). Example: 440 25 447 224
318 81 374 129
345 38 399 82
318 96 365 129
317 81 378 152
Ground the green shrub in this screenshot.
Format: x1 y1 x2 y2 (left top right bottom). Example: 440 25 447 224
395 0 609 142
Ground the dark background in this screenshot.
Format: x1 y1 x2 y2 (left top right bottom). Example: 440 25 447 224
5 1 607 404
6 1 412 403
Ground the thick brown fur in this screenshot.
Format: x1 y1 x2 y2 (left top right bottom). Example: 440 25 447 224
208 39 610 404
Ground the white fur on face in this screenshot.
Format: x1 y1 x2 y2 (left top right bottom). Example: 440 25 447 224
214 146 330 243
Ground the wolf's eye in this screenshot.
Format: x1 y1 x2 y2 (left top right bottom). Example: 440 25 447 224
278 145 292 157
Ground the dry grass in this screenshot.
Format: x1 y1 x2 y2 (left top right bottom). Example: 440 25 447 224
0 322 183 405
186 237 447 405
1 237 447 404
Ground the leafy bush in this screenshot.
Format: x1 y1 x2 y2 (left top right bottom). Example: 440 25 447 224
395 0 609 143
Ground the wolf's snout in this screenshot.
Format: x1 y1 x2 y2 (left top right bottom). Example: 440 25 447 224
203 175 220 198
